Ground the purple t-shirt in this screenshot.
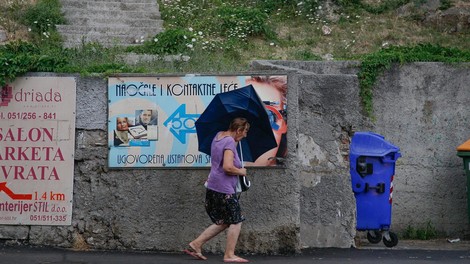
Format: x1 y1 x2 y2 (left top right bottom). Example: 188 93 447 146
206 132 242 194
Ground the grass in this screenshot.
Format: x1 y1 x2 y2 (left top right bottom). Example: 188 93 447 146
2 0 469 64
402 221 439 240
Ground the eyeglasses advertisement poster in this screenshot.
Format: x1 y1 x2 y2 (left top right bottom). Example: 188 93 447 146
108 75 287 168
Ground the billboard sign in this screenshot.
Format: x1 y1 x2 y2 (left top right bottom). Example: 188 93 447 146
0 76 76 225
108 75 287 168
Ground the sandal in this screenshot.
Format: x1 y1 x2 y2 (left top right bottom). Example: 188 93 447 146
183 248 207 260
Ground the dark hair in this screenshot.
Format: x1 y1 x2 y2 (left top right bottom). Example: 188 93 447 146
228 117 250 132
141 109 152 115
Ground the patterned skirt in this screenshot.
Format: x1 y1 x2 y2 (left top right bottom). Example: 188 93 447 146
205 189 245 225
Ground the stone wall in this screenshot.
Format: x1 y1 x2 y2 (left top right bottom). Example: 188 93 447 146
372 63 470 234
251 61 470 248
0 62 469 253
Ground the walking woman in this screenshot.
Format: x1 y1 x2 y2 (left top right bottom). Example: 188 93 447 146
184 117 250 263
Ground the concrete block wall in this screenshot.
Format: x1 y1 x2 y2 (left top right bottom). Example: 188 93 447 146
372 63 470 234
1 62 469 253
251 61 470 245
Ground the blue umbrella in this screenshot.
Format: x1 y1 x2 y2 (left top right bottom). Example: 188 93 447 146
195 84 277 162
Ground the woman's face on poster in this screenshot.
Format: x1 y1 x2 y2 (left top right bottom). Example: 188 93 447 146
117 117 129 131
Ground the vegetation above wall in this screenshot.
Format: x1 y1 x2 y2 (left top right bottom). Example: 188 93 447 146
1 0 469 116
358 44 470 116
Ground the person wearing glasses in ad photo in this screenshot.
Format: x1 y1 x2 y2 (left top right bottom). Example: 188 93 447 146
246 75 287 166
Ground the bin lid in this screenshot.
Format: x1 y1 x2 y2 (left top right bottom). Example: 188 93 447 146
350 132 400 157
457 139 470 152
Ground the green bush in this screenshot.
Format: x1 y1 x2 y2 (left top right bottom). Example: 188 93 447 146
215 6 271 40
0 41 67 86
128 29 195 55
21 0 65 35
159 0 206 29
158 1 277 50
0 41 36 86
439 0 453 10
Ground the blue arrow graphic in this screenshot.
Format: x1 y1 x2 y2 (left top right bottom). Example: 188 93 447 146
164 104 200 144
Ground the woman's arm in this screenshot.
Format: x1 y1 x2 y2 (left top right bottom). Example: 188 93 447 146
222 149 246 176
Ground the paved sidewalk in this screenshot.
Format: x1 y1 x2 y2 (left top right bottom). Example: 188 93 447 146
357 238 470 251
0 239 469 264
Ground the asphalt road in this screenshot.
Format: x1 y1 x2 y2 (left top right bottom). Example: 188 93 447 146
0 241 469 264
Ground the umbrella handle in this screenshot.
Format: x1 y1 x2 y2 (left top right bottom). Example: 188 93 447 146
239 143 244 168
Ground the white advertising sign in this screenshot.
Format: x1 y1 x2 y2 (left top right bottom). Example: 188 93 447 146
0 76 76 225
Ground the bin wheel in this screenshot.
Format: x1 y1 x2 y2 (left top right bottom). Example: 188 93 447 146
383 232 398 247
366 230 382 244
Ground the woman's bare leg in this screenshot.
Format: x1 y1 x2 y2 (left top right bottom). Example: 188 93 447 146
190 223 229 253
223 223 247 261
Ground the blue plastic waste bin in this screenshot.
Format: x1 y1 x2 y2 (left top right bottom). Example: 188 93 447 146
349 132 401 247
